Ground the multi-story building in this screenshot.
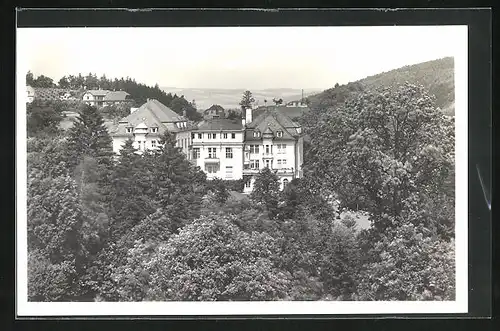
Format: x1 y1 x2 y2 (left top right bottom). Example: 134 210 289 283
111 99 304 193
109 98 191 156
240 107 304 193
190 119 245 181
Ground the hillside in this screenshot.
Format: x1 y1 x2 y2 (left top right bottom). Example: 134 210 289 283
160 87 321 110
308 57 455 116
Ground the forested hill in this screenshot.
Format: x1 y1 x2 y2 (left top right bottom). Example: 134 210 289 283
307 57 455 116
26 72 201 121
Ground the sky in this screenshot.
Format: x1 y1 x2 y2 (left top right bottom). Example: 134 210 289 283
18 26 465 90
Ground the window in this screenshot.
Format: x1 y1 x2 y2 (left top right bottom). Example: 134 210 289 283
193 148 200 159
205 164 218 174
212 133 217 139
191 133 195 139
207 133 211 139
226 148 233 159
231 133 236 139
223 133 228 139
265 145 270 154
277 144 287 154
198 133 202 139
250 160 259 169
283 179 289 189
253 131 260 138
225 166 233 179
249 145 260 154
245 180 251 188
277 131 283 137
282 159 287 166
126 127 133 133
277 159 282 168
151 127 158 133
208 147 217 159
151 140 157 148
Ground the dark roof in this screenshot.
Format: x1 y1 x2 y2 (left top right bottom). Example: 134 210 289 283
111 99 190 136
245 107 300 141
252 105 309 121
195 118 243 131
205 104 225 112
103 91 130 101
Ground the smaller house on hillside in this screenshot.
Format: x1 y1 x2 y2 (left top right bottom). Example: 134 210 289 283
82 89 131 108
26 86 35 103
82 89 111 107
203 104 226 120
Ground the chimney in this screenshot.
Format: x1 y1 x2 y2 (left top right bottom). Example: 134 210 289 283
245 107 253 124
183 109 187 118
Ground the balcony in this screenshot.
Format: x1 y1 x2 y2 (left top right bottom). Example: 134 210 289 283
262 152 274 159
204 157 220 164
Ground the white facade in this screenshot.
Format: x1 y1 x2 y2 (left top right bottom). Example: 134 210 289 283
190 130 245 181
242 138 300 193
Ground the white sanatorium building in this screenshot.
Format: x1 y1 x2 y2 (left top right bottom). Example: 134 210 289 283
110 99 304 193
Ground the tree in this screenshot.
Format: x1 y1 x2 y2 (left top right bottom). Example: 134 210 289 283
148 132 206 232
272 98 283 106
304 83 455 237
239 90 255 110
26 100 63 137
117 215 292 301
64 104 114 172
208 178 230 204
250 168 281 219
32 74 56 88
107 139 156 240
58 76 70 88
355 223 455 301
26 71 35 86
27 174 85 300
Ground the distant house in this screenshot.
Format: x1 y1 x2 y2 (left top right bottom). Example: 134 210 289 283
203 104 226 119
285 100 308 108
82 89 111 107
103 91 132 107
110 98 191 156
82 89 132 108
26 86 35 103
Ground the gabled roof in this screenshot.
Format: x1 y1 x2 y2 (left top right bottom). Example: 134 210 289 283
85 89 111 97
245 107 300 141
103 90 130 101
205 104 225 112
196 118 243 131
111 99 188 136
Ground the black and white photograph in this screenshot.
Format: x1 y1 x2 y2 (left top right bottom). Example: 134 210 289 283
16 21 469 316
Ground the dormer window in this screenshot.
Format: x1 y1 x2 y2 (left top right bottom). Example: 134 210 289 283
277 131 283 138
126 127 133 133
151 127 158 133
296 127 302 134
253 131 260 138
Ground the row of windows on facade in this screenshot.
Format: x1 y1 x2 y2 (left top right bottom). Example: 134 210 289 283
192 132 237 140
244 177 289 188
248 144 287 154
251 131 284 138
126 127 159 134
133 139 189 151
246 159 288 169
192 147 233 159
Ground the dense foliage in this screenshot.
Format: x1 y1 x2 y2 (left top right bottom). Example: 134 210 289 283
26 77 455 302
